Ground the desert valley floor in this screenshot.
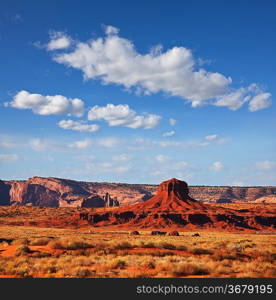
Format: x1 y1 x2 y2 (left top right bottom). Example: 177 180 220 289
0 178 275 278
0 222 275 278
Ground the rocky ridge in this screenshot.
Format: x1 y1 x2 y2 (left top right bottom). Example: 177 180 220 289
0 176 276 208
77 178 276 231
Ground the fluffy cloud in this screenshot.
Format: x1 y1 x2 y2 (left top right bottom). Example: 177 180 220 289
0 154 18 162
7 90 84 117
58 120 100 132
88 103 161 129
255 160 275 170
104 25 119 35
53 26 230 105
248 93 272 112
210 161 223 171
47 31 72 51
215 84 272 111
162 130 175 137
50 26 272 111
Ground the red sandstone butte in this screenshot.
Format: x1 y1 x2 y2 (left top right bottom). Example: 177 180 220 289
1 176 276 207
78 178 276 231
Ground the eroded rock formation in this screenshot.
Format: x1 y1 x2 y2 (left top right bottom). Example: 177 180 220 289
78 178 276 231
1 176 276 207
2 177 121 208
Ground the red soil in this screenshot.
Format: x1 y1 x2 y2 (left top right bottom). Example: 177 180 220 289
0 245 66 258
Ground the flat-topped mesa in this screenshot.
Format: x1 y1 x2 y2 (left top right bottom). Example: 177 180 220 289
158 178 190 199
136 178 207 211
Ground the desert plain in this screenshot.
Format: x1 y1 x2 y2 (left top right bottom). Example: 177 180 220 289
0 178 275 278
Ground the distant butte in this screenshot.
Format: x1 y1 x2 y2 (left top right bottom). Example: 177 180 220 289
78 178 276 231
133 178 207 211
1 176 276 207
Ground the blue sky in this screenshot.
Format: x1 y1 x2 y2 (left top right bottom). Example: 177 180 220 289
0 0 275 185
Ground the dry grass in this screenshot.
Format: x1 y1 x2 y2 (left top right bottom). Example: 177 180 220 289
172 263 210 276
0 224 275 278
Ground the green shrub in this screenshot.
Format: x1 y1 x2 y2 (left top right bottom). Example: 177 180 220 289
114 241 134 250
74 268 93 278
176 245 188 251
191 248 213 255
30 238 51 246
173 263 209 276
140 242 156 248
158 242 176 250
32 251 51 258
15 245 31 256
66 241 92 250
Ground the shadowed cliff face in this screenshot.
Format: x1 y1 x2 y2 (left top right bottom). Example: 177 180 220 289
77 178 276 231
5 177 114 208
9 182 60 207
0 180 11 206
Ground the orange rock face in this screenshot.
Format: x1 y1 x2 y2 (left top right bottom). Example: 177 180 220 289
1 176 276 208
2 177 154 207
78 178 276 231
134 178 206 211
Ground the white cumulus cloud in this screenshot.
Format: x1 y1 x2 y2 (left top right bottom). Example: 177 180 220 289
52 26 230 104
58 120 100 132
248 93 272 112
49 26 271 111
215 84 272 111
88 103 161 129
104 25 120 35
7 90 84 117
47 31 72 51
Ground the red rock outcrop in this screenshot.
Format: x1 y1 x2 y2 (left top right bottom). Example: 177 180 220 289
189 186 276 203
134 178 206 211
9 182 60 207
79 178 276 231
1 176 276 208
4 177 122 208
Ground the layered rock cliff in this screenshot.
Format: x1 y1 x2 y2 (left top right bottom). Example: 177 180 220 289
189 186 276 203
77 178 276 231
1 176 276 207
